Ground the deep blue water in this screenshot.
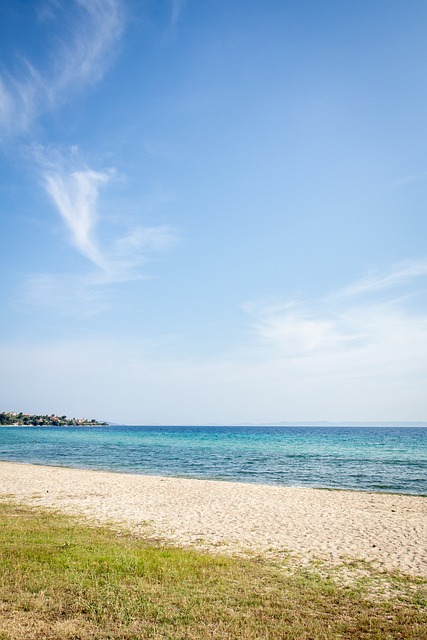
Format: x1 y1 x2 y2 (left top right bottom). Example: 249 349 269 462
0 425 426 495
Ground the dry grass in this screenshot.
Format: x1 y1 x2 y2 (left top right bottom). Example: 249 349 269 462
0 502 426 639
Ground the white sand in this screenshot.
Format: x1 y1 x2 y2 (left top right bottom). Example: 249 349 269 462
0 461 426 576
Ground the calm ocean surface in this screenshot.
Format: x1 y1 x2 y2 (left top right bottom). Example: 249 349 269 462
0 425 426 495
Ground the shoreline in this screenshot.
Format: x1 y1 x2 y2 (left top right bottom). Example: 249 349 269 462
0 460 426 577
1 458 426 498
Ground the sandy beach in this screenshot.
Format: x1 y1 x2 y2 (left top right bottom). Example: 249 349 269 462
0 461 426 577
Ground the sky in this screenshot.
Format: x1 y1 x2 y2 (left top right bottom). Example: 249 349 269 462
1 0 427 424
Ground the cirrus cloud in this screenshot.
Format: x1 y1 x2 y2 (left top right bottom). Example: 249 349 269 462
0 0 125 138
39 149 178 285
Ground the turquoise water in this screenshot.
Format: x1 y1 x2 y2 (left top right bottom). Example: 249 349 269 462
0 425 426 495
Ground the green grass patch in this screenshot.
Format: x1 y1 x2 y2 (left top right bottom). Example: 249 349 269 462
0 501 426 639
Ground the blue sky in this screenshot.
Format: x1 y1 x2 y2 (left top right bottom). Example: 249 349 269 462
1 0 427 424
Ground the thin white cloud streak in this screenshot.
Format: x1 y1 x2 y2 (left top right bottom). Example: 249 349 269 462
53 0 124 96
249 263 427 378
115 225 177 257
18 274 110 318
45 168 110 270
333 259 427 298
42 176 178 282
254 300 427 374
235 262 427 420
0 0 125 137
37 143 178 284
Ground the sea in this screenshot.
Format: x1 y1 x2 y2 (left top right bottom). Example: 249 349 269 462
0 425 426 496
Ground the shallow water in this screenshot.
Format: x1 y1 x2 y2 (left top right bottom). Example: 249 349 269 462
0 425 426 495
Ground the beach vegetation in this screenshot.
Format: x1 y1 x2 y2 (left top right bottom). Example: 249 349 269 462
0 502 426 639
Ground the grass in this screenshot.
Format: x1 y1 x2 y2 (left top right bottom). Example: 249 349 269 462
0 502 426 639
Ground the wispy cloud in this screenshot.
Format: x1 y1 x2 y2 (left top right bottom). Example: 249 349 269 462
0 0 125 138
334 259 427 298
38 148 178 285
245 261 427 377
53 0 124 95
18 274 110 318
115 225 177 256
45 167 111 271
106 224 177 281
253 299 427 372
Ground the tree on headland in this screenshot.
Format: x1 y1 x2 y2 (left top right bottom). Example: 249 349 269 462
0 412 108 426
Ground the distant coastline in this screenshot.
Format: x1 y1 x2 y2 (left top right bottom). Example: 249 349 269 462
0 412 108 427
106 421 427 428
